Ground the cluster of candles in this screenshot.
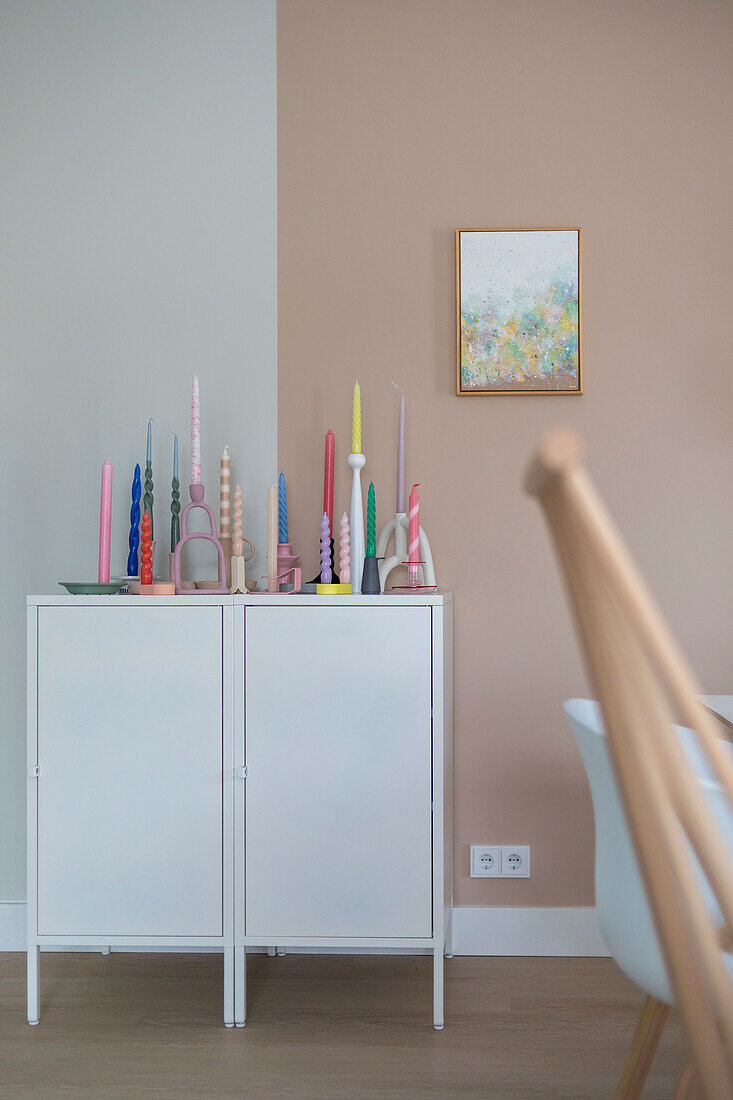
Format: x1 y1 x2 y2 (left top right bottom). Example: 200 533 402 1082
272 380 424 594
95 374 429 594
96 376 250 588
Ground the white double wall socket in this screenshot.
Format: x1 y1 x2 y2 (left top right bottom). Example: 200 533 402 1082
470 845 530 878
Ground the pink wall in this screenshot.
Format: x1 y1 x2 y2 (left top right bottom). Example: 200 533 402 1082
278 0 733 906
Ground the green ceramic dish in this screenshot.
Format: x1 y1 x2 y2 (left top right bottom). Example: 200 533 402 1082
59 581 124 595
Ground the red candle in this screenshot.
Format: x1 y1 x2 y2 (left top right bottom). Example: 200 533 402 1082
408 484 420 565
140 510 153 585
323 428 335 531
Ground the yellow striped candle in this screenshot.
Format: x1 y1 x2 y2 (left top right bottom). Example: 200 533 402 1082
352 381 362 454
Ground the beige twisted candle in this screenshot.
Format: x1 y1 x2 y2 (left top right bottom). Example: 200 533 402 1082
339 512 351 584
232 484 243 557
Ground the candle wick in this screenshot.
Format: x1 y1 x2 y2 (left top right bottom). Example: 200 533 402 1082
391 380 404 393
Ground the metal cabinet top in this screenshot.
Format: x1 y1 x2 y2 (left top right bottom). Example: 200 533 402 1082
28 593 453 608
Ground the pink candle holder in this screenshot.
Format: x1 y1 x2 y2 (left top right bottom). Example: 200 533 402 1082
391 561 437 594
276 542 301 593
173 484 228 595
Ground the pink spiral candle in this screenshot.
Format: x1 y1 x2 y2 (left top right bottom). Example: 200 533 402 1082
339 512 350 584
191 375 201 484
320 512 331 584
408 483 420 566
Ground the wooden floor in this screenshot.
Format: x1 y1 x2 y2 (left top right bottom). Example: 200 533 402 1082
0 953 684 1098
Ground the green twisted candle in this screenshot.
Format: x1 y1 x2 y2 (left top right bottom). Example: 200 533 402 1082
144 460 154 540
366 480 376 557
170 476 180 552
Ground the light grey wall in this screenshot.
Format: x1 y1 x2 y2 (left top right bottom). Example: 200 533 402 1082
0 0 277 900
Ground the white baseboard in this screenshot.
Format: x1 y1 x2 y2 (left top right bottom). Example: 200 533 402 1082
0 902 25 951
453 906 609 956
0 902 609 957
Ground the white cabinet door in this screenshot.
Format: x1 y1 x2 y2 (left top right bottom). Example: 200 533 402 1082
244 605 432 939
36 606 223 937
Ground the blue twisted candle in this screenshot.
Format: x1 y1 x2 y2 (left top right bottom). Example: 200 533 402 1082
278 471 288 544
320 512 330 583
127 463 141 575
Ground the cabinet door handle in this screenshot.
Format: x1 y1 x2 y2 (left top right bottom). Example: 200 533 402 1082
28 765 40 778
236 765 247 780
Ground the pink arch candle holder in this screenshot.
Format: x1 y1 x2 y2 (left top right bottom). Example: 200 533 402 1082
173 484 228 595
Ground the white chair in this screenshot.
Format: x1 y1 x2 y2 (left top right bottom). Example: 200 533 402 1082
525 430 733 1098
566 699 733 1097
566 698 673 1097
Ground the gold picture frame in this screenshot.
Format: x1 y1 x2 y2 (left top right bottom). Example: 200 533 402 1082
456 228 582 395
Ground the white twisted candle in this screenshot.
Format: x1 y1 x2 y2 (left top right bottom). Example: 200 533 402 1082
339 512 350 584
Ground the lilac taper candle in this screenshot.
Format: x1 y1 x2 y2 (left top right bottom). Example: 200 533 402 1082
394 383 405 513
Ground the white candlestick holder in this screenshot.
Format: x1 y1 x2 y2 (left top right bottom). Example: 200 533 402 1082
376 511 436 590
348 452 366 593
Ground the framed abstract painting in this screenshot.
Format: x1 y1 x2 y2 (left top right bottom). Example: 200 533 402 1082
456 228 582 395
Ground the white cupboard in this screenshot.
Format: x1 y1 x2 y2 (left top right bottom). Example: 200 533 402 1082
28 593 452 1029
243 605 432 939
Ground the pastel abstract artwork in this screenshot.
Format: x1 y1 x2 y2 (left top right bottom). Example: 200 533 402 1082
457 229 581 394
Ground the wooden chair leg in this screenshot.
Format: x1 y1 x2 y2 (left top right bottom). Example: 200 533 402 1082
674 1060 703 1099
614 995 670 1100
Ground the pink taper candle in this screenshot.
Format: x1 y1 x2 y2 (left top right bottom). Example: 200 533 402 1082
191 375 201 484
98 459 113 583
395 384 405 513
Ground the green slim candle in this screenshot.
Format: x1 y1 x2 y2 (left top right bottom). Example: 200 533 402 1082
366 481 376 557
170 477 180 552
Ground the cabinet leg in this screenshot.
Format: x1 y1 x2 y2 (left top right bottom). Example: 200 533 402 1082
433 946 444 1030
267 946 276 958
234 946 246 1027
27 945 40 1025
223 947 234 1028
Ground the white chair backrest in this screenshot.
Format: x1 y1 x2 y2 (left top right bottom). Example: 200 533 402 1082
526 429 733 1097
565 698 673 1005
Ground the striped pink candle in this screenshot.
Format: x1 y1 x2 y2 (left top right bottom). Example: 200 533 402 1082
220 444 230 537
408 484 420 561
408 483 420 584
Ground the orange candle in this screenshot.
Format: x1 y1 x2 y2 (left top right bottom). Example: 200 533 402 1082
140 510 153 585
